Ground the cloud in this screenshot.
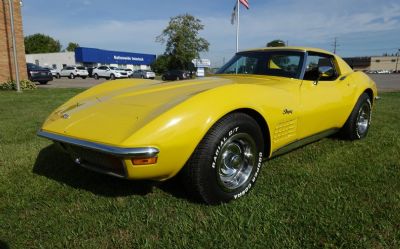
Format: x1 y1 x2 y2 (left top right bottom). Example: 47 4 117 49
22 0 400 66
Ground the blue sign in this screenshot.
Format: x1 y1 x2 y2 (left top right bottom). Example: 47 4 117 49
75 47 156 65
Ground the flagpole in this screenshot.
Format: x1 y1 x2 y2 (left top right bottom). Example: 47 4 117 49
236 0 239 52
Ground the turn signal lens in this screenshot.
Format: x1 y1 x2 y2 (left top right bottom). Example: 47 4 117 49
131 157 157 165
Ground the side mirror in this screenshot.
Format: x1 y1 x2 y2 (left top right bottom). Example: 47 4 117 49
314 66 334 85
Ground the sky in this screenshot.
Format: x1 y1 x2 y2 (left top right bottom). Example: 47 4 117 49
22 0 400 67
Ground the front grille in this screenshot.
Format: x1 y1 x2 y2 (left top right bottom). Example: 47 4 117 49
65 144 126 177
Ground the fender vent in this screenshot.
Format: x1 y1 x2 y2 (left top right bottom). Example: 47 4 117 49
274 119 297 143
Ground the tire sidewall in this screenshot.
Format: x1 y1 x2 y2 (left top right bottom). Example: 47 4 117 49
199 115 264 202
355 96 372 139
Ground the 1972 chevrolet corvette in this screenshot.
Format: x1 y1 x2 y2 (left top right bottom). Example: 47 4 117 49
38 47 377 204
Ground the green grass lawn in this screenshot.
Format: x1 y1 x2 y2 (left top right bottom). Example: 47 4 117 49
0 89 399 249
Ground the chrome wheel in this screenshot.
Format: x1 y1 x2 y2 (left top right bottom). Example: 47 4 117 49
356 101 371 136
216 133 256 191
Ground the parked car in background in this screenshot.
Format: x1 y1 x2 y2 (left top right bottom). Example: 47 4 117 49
124 69 133 78
26 63 53 84
57 66 89 79
43 67 58 78
92 66 129 80
161 70 189 81
131 69 156 79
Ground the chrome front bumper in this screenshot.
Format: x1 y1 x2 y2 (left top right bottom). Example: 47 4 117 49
37 130 159 178
37 131 159 157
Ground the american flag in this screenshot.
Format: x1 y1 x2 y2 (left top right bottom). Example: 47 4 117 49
240 0 249 9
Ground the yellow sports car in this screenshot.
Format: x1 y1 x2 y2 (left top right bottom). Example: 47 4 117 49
38 47 377 204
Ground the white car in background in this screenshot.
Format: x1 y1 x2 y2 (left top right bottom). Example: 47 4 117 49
57 66 89 79
43 67 59 78
124 69 133 77
92 66 129 80
131 69 156 79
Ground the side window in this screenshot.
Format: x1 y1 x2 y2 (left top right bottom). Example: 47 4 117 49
303 53 337 81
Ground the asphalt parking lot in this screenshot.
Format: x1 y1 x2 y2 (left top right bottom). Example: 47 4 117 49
37 74 400 92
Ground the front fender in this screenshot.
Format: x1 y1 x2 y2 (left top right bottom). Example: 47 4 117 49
121 83 298 180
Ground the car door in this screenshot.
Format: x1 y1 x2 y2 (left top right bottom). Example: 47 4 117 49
60 67 70 76
298 52 354 139
98 66 107 77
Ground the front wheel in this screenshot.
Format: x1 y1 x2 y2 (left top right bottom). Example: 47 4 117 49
110 74 115 80
341 93 372 140
181 113 264 204
56 73 60 79
94 74 99 80
69 73 74 79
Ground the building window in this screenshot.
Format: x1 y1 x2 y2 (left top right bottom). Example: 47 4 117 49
375 60 380 62
391 59 396 62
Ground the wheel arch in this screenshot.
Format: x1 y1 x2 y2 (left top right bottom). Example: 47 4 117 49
229 108 271 158
363 88 374 105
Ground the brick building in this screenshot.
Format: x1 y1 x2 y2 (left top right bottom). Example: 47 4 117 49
0 0 27 83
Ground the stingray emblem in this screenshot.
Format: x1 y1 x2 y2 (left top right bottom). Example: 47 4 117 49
62 113 70 119
283 108 293 115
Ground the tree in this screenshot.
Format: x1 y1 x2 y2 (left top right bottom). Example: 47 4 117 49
66 42 80 52
151 54 170 74
156 14 209 70
266 39 286 47
24 33 61 54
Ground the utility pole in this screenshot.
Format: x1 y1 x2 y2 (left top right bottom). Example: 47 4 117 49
8 0 21 92
332 37 339 54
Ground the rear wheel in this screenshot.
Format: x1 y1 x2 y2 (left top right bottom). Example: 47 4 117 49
181 113 264 204
161 76 166 81
94 74 99 80
341 93 372 140
69 73 74 79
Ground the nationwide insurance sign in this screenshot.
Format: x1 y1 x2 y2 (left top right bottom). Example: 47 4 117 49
75 47 156 65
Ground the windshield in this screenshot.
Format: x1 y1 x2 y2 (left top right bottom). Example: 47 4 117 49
216 51 304 79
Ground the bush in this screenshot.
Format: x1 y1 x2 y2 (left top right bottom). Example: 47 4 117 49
0 79 37 90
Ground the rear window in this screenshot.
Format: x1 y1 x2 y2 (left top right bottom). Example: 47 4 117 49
77 66 85 70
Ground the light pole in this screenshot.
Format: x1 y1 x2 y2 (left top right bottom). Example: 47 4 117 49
8 0 21 92
395 49 400 73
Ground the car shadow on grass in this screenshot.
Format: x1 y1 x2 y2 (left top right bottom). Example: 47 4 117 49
33 144 159 197
33 144 206 203
0 240 10 249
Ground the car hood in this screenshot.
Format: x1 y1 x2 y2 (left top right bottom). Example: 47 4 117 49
41 76 295 145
